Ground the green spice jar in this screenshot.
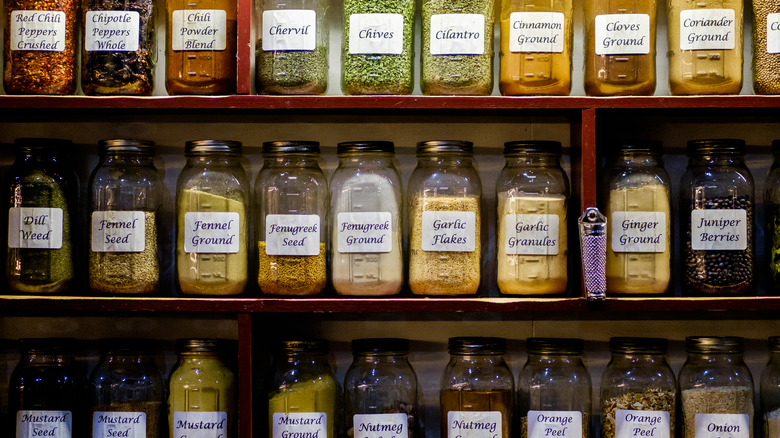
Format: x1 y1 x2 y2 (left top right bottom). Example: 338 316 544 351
81 0 156 95
255 0 329 94
422 0 495 95
168 339 236 438
6 138 77 294
767 140 780 295
342 0 414 94
89 140 163 295
176 140 249 296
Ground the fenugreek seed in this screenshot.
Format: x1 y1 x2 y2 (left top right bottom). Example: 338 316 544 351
258 241 327 295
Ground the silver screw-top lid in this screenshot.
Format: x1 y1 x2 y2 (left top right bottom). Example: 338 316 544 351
99 139 155 156
262 141 320 154
610 337 668 354
185 140 242 156
685 336 744 354
527 337 584 355
448 337 506 354
417 140 473 155
338 141 394 155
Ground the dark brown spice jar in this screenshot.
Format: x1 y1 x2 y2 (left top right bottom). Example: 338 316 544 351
4 0 78 94
81 0 155 95
165 0 236 94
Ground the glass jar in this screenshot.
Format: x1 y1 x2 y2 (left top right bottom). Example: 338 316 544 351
176 140 248 296
257 141 328 296
600 337 676 438
90 338 165 438
766 140 780 295
518 338 591 438
6 138 77 294
667 0 743 95
603 141 671 295
165 0 236 94
762 337 780 438
81 0 155 95
441 337 514 438
255 0 328 95
344 338 418 438
753 1 780 94
421 0 495 95
584 0 657 96
408 141 482 295
168 338 236 438
267 340 337 438
342 0 414 95
679 336 754 438
681 139 754 296
496 141 569 295
89 139 163 295
499 0 573 96
3 0 78 94
330 142 403 296
9 338 88 438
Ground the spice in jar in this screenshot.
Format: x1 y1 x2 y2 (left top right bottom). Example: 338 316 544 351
176 141 248 296
342 0 414 95
762 337 780 438
584 0 657 96
90 212 158 294
499 0 572 96
602 389 676 438
82 0 155 95
766 141 780 294
4 0 78 94
257 141 328 296
6 139 76 294
166 0 237 94
667 0 744 95
255 0 328 94
421 0 495 95
753 0 780 94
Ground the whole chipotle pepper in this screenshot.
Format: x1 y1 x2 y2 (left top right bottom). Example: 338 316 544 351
165 0 236 94
4 0 78 94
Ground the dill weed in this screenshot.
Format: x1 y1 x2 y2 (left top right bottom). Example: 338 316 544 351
342 0 414 94
421 0 494 95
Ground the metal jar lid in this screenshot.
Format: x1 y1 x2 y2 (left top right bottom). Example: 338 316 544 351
687 139 745 155
417 140 473 155
338 141 394 155
278 339 329 355
685 336 744 354
19 337 77 354
609 337 668 354
14 138 72 153
262 141 320 154
613 140 663 155
769 336 780 353
352 338 409 354
99 139 155 156
176 338 223 353
185 140 242 156
526 337 584 355
504 140 562 155
448 336 506 354
98 338 157 355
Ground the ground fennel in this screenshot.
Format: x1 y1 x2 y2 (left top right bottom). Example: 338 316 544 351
342 0 415 94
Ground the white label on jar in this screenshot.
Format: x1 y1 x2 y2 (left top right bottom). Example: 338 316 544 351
594 13 650 55
615 410 670 438
610 211 667 253
183 212 240 253
690 209 747 251
421 211 476 252
172 411 228 438
171 9 226 51
92 412 146 438
353 413 408 438
265 214 321 256
679 9 736 51
446 411 500 438
694 413 749 438
10 11 67 52
767 13 780 54
16 410 72 438
337 212 392 253
85 11 139 52
508 12 564 53
349 13 404 55
527 410 581 438
91 211 145 252
262 9 315 51
8 207 63 249
429 14 485 55
503 213 559 255
272 413 327 438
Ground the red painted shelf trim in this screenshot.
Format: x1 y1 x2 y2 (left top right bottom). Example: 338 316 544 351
3 95 780 111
